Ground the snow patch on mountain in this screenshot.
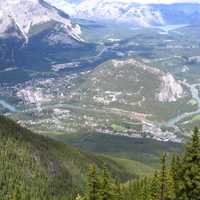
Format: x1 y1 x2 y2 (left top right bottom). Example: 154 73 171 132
0 0 83 42
46 0 200 26
68 0 200 4
46 0 77 15
0 11 15 37
47 0 165 25
77 1 165 25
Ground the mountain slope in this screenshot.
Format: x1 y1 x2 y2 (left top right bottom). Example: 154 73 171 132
0 116 137 199
0 0 82 42
65 58 192 141
0 0 87 71
55 132 183 169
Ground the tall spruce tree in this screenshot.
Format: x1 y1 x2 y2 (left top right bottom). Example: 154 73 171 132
87 165 100 200
177 127 200 200
113 179 123 200
141 177 150 200
166 170 175 200
150 171 160 200
99 166 112 200
160 154 167 200
170 155 181 200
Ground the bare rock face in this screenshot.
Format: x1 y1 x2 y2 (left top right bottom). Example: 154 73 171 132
157 73 184 102
0 0 85 70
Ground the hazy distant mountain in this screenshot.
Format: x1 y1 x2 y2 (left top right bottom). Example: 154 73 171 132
47 0 200 26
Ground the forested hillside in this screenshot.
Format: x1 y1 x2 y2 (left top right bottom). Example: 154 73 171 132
0 116 200 200
0 116 135 200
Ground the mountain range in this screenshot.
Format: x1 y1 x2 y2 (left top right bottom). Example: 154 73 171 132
47 0 200 26
1 0 200 71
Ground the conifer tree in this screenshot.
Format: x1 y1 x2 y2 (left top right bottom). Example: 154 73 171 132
165 169 175 200
177 127 200 200
169 155 181 200
113 179 123 200
99 166 112 200
150 171 160 200
87 165 100 200
122 182 132 200
141 177 150 200
160 154 167 200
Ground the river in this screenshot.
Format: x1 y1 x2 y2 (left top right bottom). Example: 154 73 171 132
166 83 200 127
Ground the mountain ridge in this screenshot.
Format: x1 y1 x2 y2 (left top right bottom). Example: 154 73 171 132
47 0 200 26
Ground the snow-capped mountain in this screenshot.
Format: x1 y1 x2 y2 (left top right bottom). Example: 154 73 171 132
0 0 82 42
47 0 200 26
0 0 87 70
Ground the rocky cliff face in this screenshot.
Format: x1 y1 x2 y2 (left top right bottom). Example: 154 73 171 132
0 0 82 42
0 0 85 70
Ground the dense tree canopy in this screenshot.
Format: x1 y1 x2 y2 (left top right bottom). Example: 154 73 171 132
0 115 200 200
80 127 200 200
